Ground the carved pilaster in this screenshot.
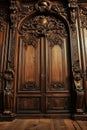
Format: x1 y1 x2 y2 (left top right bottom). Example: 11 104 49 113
80 6 87 29
3 69 14 115
68 0 84 114
79 5 87 112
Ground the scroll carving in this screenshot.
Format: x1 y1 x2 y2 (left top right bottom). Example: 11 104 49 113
68 0 78 30
3 69 14 114
9 0 68 26
35 0 51 12
50 82 65 90
79 6 87 29
0 18 5 31
22 82 37 91
19 15 67 47
22 33 38 48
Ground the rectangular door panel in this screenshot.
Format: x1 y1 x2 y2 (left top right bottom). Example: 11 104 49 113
46 96 71 113
46 38 71 92
17 37 41 93
16 96 42 114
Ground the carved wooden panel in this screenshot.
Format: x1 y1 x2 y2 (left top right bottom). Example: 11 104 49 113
46 38 71 92
17 96 42 113
17 37 41 92
46 95 70 113
0 16 8 113
11 0 75 116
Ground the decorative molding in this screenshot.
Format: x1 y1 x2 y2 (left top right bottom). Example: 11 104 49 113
19 15 67 47
0 8 9 22
35 0 51 12
68 0 78 31
2 69 14 115
22 33 38 48
79 5 87 29
0 18 5 31
9 0 68 27
72 60 82 82
3 69 14 81
22 82 37 90
50 82 65 89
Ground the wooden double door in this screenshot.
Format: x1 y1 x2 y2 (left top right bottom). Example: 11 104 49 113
15 14 72 116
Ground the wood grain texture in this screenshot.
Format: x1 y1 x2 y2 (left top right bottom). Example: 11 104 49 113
0 119 87 130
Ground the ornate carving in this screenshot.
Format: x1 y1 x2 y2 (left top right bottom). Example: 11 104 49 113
50 82 65 89
35 0 51 12
9 0 68 26
68 0 78 28
0 8 9 22
19 15 67 47
47 34 63 48
0 18 5 31
22 82 37 90
79 6 87 29
22 33 38 48
3 69 14 81
2 69 14 114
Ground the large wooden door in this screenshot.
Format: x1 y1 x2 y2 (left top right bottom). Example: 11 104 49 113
15 14 71 116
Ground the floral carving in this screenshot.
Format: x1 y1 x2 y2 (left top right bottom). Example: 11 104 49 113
68 0 78 25
79 6 87 29
50 82 65 90
3 69 14 81
22 33 38 48
22 82 37 90
35 0 51 12
19 15 67 47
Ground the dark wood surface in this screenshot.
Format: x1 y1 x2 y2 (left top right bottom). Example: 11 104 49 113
0 119 87 130
0 0 87 120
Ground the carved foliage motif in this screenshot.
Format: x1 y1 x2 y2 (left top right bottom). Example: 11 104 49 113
21 82 38 91
79 6 87 29
0 18 5 31
50 82 65 90
68 0 78 30
19 15 67 48
10 0 68 27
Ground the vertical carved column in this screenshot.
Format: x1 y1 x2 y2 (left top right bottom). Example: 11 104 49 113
68 0 84 114
79 6 87 112
2 0 18 119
